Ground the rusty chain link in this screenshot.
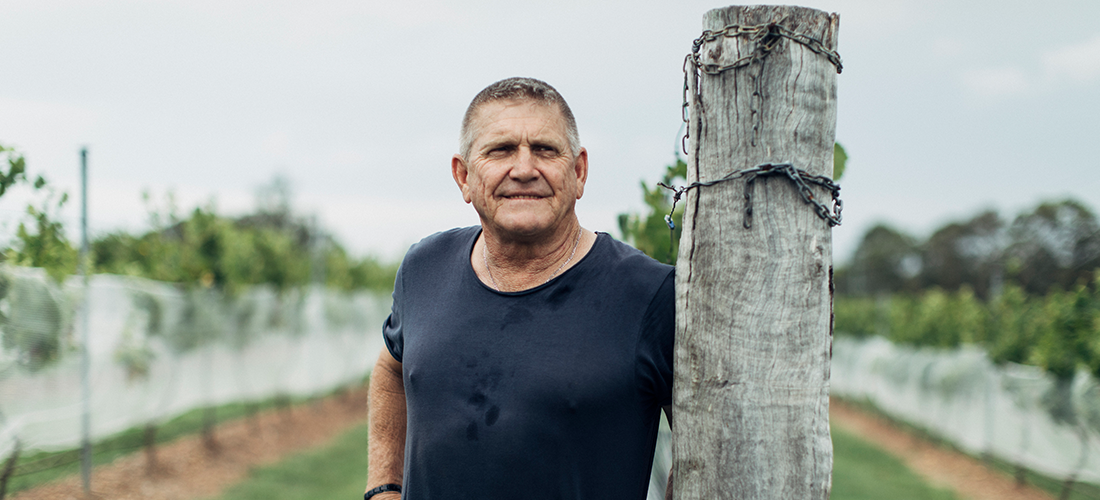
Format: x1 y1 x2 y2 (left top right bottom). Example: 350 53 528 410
658 162 842 230
691 22 842 76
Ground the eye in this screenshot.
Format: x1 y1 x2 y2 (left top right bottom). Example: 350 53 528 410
486 145 514 158
533 144 559 157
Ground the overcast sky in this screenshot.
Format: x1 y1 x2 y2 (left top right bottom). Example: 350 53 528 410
2 0 1098 263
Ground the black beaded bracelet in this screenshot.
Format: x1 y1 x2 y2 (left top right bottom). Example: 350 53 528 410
365 483 401 499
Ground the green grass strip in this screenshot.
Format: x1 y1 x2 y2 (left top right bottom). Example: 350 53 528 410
218 421 963 500
214 422 371 500
981 452 1100 500
14 397 1036 500
831 425 959 500
5 391 327 495
837 397 1100 500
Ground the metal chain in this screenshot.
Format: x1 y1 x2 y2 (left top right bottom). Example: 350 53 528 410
658 162 842 230
670 24 843 242
681 22 843 154
691 23 842 75
750 51 767 147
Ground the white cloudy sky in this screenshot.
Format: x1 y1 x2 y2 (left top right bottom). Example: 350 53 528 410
2 0 1098 263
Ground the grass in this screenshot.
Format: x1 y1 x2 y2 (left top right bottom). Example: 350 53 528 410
214 419 961 500
214 422 371 500
837 397 1100 500
17 387 1088 500
982 452 1100 500
830 425 959 500
3 390 334 495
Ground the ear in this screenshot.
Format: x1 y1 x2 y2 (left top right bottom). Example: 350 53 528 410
452 154 473 204
573 148 588 200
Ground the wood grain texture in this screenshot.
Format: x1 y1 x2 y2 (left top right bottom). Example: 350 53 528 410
672 5 839 499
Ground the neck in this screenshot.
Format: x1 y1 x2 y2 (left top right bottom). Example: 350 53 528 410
480 221 588 291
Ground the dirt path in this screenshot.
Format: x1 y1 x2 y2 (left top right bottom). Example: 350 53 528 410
830 398 1053 500
12 388 1053 500
12 386 371 500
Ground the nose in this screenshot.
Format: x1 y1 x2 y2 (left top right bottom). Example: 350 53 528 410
509 146 540 182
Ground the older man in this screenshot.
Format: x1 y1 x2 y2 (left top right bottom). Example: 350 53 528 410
366 77 674 500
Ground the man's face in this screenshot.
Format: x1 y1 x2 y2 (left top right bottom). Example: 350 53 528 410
452 99 588 242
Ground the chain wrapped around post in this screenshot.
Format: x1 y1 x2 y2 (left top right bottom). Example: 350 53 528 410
674 22 844 242
682 22 843 153
659 162 841 232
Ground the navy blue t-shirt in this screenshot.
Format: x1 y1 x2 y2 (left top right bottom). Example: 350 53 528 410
383 226 675 500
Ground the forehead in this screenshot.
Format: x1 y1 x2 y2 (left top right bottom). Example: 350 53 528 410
470 100 569 146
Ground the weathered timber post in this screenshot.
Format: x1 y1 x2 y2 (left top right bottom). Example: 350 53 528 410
672 5 840 499
0 440 20 500
144 423 158 475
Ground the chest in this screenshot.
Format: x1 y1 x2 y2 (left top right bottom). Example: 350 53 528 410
400 287 643 424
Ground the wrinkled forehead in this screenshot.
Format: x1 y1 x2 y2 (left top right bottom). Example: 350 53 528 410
469 99 569 144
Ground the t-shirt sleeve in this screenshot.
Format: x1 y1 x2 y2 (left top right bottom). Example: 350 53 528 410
636 268 676 407
382 262 405 363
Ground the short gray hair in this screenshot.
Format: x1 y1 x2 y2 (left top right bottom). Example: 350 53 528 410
459 77 581 160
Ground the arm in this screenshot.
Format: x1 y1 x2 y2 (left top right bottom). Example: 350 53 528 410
663 404 673 500
367 348 406 499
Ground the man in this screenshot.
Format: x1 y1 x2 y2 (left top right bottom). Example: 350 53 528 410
366 77 674 500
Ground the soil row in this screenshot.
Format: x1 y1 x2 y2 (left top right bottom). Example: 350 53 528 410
12 386 371 500
13 389 1051 500
829 399 1053 500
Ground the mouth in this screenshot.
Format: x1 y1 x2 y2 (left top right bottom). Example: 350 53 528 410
502 194 546 200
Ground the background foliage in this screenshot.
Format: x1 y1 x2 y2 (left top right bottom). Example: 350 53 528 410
617 156 686 265
619 145 849 265
833 192 1100 381
619 145 1100 382
0 145 397 294
1 145 398 372
1 144 77 283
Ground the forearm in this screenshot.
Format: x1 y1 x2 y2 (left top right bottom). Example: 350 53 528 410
367 349 406 498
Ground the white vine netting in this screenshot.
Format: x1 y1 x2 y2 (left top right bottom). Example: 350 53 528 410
13 262 1087 490
832 335 1100 484
0 265 391 458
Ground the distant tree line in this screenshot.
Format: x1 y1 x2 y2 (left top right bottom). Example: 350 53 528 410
91 188 397 295
834 198 1100 380
836 199 1100 299
835 281 1099 380
0 143 397 293
617 144 1099 380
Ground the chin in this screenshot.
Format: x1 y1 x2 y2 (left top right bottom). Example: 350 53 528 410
491 218 556 240
487 209 549 230
498 224 552 239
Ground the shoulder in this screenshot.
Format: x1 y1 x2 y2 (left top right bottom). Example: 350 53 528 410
401 226 479 266
589 233 674 295
395 226 479 288
592 232 674 276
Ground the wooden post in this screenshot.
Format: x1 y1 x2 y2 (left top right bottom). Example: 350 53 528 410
202 406 219 454
144 423 158 475
0 441 20 500
673 5 839 499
